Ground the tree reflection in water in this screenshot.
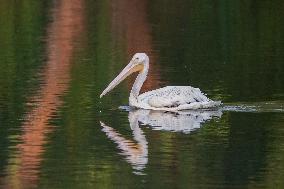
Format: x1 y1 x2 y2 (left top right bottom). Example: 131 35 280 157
2 0 85 188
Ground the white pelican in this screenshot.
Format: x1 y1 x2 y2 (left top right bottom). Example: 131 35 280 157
100 53 221 111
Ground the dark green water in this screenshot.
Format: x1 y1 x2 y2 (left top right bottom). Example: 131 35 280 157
0 0 284 188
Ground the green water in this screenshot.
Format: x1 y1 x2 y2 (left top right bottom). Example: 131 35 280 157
0 0 284 188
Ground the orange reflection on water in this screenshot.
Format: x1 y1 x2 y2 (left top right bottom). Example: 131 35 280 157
111 0 162 92
3 0 85 188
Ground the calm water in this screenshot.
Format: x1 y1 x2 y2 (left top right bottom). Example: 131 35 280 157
1 0 284 188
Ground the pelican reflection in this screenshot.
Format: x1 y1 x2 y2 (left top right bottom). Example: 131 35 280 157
131 109 222 134
100 118 148 175
100 109 222 174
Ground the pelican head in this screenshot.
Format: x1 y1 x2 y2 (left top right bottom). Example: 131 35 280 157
100 53 149 98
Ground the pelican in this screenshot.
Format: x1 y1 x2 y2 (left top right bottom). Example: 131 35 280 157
100 53 221 111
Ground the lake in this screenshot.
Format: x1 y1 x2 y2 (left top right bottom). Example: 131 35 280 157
0 0 284 188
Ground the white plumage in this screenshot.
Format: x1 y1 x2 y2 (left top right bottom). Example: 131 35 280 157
137 86 221 111
100 53 221 111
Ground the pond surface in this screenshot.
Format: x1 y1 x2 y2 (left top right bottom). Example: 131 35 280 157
0 0 284 188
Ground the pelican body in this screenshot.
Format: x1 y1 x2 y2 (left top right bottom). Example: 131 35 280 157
100 53 221 111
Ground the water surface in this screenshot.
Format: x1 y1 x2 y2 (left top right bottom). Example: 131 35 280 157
0 0 284 188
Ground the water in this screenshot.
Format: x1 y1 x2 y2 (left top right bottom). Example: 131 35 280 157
0 0 284 188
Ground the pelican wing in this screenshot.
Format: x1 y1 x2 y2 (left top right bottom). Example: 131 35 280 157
138 86 220 110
